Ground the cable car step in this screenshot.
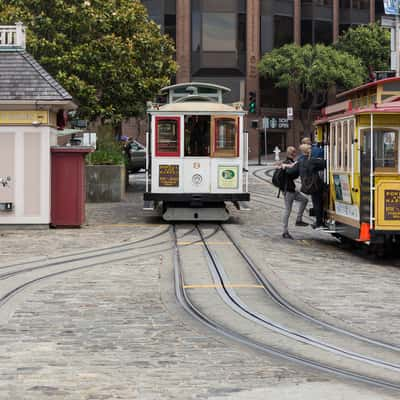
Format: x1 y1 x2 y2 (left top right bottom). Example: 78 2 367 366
163 206 229 221
143 200 155 211
234 201 251 211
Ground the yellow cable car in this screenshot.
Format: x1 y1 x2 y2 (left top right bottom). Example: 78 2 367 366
316 77 400 251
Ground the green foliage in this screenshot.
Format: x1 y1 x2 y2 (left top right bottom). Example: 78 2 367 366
258 43 364 132
258 43 363 96
87 139 125 166
336 23 390 77
0 0 177 124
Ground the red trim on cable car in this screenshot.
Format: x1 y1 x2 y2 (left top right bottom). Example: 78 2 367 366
213 117 239 157
155 116 180 157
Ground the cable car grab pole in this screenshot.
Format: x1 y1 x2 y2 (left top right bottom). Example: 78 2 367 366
397 0 400 76
370 113 374 229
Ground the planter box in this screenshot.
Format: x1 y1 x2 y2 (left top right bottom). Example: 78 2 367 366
86 165 126 202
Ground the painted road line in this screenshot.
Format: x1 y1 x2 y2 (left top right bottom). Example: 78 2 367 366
93 223 164 228
183 284 264 289
178 241 232 246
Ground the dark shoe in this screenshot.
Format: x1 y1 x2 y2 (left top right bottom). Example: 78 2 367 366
312 223 327 230
282 232 294 239
295 220 309 227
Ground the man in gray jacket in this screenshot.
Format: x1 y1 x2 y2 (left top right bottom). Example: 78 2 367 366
281 146 308 239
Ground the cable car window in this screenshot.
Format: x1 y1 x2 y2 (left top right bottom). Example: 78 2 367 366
343 121 348 170
337 123 342 169
156 117 180 156
212 117 238 157
360 128 399 171
349 119 355 171
330 123 335 170
184 116 210 157
375 129 398 170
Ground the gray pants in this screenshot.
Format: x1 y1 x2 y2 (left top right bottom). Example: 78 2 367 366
283 191 308 233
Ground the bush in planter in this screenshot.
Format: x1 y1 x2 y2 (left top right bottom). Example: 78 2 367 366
86 139 126 202
86 139 125 166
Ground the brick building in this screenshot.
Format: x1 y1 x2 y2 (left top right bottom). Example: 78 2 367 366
140 0 381 161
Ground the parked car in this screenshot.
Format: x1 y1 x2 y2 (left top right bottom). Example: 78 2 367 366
126 140 146 173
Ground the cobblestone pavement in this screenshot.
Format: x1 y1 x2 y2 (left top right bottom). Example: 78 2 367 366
232 167 400 344
0 171 398 399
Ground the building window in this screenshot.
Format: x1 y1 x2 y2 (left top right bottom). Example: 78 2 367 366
315 20 332 44
339 24 351 35
301 20 313 45
274 16 294 48
164 14 176 44
191 1 246 75
260 78 288 108
353 0 369 9
202 13 236 51
302 20 332 45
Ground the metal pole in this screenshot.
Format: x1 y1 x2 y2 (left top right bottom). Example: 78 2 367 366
397 0 400 76
145 131 149 193
264 126 267 164
244 130 249 193
369 113 374 229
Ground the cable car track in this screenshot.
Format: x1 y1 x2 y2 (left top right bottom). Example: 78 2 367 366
172 226 400 390
173 224 400 391
248 168 400 348
0 226 172 271
0 226 220 313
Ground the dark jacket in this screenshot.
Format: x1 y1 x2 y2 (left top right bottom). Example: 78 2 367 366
283 157 297 192
298 144 324 161
286 157 326 180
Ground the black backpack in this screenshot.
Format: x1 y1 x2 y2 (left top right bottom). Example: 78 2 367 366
300 159 323 194
300 174 322 194
271 168 287 192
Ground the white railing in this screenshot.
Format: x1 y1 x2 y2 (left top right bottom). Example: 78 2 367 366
0 23 26 49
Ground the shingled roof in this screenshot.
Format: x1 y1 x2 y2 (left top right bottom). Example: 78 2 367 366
0 50 73 102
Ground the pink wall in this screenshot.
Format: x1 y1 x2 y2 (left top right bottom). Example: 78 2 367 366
0 133 15 212
24 131 41 216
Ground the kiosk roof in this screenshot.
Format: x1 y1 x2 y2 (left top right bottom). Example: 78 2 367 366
0 51 73 103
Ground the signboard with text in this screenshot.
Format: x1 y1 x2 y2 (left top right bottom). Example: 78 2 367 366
384 190 400 220
218 166 239 189
159 165 179 187
384 0 400 15
333 174 352 204
261 117 290 130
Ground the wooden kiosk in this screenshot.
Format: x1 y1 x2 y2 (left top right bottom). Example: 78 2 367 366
0 23 76 226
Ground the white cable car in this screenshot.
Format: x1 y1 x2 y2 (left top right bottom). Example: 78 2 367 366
144 82 250 221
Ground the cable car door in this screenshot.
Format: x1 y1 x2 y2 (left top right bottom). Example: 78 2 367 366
183 115 211 193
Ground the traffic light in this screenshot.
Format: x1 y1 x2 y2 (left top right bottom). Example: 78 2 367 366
248 91 256 113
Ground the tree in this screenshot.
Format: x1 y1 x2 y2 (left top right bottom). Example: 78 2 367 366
335 23 390 79
0 0 177 131
258 43 364 135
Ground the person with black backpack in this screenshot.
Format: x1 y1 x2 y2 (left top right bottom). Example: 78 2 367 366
278 146 308 239
284 144 326 230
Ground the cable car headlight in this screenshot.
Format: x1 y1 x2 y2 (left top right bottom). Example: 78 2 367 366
192 174 203 186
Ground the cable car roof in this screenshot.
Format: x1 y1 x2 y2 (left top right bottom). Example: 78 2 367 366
337 77 400 100
316 100 400 124
161 82 231 94
160 82 231 104
148 101 244 114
